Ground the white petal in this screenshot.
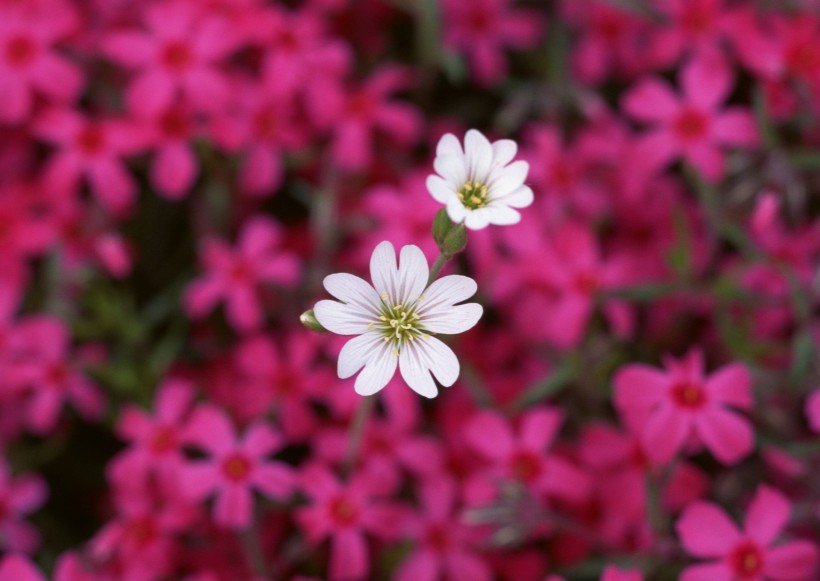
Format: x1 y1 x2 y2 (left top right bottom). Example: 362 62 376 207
323 273 380 315
398 343 438 398
445 199 468 223
427 175 456 204
465 129 493 182
337 332 384 378
488 160 528 198
370 240 397 300
418 274 477 312
495 185 533 208
487 205 521 226
491 139 517 167
354 341 398 396
434 154 467 189
314 300 373 335
463 208 491 230
436 133 463 157
396 245 429 304
402 336 460 390
422 303 483 334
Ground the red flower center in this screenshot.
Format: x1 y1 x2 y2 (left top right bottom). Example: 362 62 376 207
77 126 106 155
161 40 193 71
671 381 706 409
573 272 600 295
673 109 709 141
159 109 191 138
46 364 70 389
229 259 253 282
222 453 252 482
5 35 37 67
786 41 820 77
149 426 177 454
467 9 491 33
729 541 764 579
681 8 710 35
127 516 158 548
425 523 451 553
509 451 542 483
253 109 280 139
328 495 359 526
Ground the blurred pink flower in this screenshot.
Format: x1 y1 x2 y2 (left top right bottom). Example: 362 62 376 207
676 485 819 581
184 216 300 333
806 390 820 433
179 405 295 529
614 348 754 465
0 461 47 553
443 0 543 86
139 103 202 200
296 463 407 581
101 1 238 117
622 54 758 181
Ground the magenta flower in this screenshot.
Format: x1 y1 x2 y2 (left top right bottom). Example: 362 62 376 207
443 0 543 86
464 407 590 505
101 1 238 116
622 54 758 181
0 6 83 124
676 485 819 581
0 461 47 553
33 109 145 216
0 555 44 581
140 103 202 200
178 405 295 529
614 348 754 465
184 216 300 333
108 379 196 492
296 463 407 581
395 477 492 581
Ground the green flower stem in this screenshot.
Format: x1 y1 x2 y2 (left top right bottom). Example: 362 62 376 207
343 394 376 477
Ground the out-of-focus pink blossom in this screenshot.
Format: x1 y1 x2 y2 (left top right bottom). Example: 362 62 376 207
0 461 47 553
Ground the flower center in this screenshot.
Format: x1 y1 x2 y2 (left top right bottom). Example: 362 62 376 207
730 541 764 579
221 453 252 482
328 495 359 526
374 300 426 354
673 109 708 141
509 451 542 483
457 181 490 210
5 35 37 67
671 381 706 409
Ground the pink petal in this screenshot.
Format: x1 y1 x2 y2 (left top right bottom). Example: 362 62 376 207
127 70 176 118
541 456 590 502
177 461 219 501
613 364 667 412
241 423 282 457
764 540 819 579
465 411 513 461
622 78 680 123
183 277 223 318
184 68 229 113
676 501 741 557
153 143 196 199
694 407 754 465
0 77 31 123
240 145 283 197
685 143 724 183
678 562 733 581
226 284 262 332
519 406 564 451
332 121 370 170
101 32 156 68
251 463 295 500
0 555 47 581
395 551 438 581
681 55 732 110
745 486 790 546
444 551 493 581
30 54 83 103
330 530 368 581
705 363 752 410
642 404 689 464
712 109 759 148
156 380 195 422
213 484 253 529
182 405 237 454
88 158 137 215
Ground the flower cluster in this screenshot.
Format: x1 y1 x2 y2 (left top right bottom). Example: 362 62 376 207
0 0 819 580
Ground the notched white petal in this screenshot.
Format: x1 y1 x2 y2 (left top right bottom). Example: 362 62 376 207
422 303 483 334
354 341 398 396
370 240 397 300
314 300 374 335
399 344 438 398
396 245 429 305
337 332 383 379
418 275 478 312
322 273 380 315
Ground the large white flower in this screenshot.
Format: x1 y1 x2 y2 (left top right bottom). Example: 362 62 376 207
313 241 483 398
426 129 534 230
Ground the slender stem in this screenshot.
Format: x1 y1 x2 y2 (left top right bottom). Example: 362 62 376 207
427 252 449 286
343 395 376 477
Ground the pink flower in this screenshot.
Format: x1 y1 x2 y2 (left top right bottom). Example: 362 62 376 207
33 109 145 216
0 461 47 553
464 407 590 505
395 478 492 581
676 485 819 581
179 405 295 529
108 379 196 492
101 1 238 117
296 463 407 581
0 555 44 581
614 348 754 465
0 5 83 124
443 0 543 86
622 54 758 181
184 216 300 333
139 103 202 200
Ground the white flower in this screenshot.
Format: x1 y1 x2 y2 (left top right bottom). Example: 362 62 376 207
426 129 534 230
313 241 483 398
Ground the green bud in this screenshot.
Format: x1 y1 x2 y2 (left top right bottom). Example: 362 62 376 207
300 309 326 332
432 209 467 258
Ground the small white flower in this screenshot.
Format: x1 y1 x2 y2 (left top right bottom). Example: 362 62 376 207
427 129 534 230
313 241 483 398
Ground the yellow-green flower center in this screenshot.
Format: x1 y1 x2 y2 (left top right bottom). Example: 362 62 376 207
372 299 426 354
457 181 490 210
